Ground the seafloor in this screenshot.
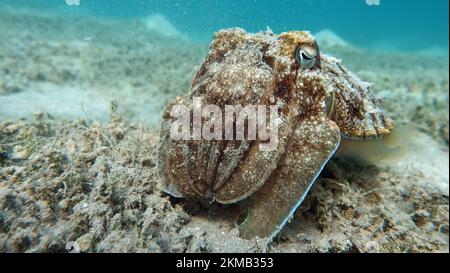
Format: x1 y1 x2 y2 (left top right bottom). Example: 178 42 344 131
0 6 448 253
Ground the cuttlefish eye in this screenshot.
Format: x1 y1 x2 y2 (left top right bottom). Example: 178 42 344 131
295 45 318 69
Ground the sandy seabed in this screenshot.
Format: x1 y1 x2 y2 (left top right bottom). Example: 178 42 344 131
0 5 448 252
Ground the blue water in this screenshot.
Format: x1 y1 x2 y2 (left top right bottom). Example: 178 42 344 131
2 0 449 51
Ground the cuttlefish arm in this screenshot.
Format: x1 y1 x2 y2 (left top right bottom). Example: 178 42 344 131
239 116 341 240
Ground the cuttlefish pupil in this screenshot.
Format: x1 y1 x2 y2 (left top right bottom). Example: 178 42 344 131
296 45 317 69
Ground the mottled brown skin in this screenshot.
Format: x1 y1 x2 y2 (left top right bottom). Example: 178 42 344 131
158 28 393 240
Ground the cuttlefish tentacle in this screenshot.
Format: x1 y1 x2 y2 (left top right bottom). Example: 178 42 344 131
239 116 341 240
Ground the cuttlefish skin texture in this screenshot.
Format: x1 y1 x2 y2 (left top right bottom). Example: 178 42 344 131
158 28 393 240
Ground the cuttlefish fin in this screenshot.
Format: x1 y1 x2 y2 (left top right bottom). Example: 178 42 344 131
239 117 341 240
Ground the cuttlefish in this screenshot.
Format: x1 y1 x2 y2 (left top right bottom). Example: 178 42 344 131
158 28 393 240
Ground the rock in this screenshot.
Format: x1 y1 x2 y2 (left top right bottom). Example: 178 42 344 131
143 14 186 40
314 29 350 48
363 241 380 253
74 233 94 253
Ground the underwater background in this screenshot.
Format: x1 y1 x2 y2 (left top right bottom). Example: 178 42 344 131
2 0 449 50
3 0 450 51
0 0 448 252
